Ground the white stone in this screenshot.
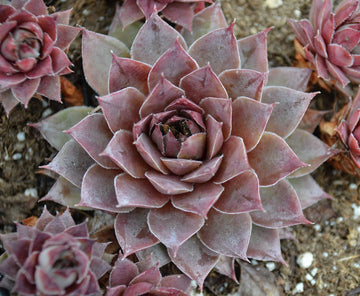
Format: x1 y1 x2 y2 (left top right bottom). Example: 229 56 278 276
310 267 318 276
292 282 304 294
294 9 301 18
350 183 357 190
12 153 22 160
265 0 283 9
266 262 276 271
16 132 26 141
25 188 38 198
296 252 313 268
323 252 329 258
313 224 321 231
42 108 52 118
352 203 360 219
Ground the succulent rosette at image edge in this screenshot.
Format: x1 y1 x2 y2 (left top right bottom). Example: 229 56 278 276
106 256 191 296
0 207 111 296
0 0 81 115
35 4 337 288
118 0 212 31
288 0 360 93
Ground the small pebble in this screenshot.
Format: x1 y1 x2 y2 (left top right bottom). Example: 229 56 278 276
310 267 318 276
24 188 38 198
12 153 22 160
292 282 304 294
265 262 276 271
42 108 52 118
82 9 90 16
265 0 283 8
313 224 321 231
352 203 360 219
294 9 301 18
350 183 357 190
297 252 313 268
323 252 329 258
16 132 26 141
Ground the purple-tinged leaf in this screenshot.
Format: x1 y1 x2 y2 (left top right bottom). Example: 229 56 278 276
162 2 194 32
267 67 312 92
333 27 360 52
98 87 145 133
172 183 224 218
145 171 193 195
326 59 350 87
115 173 170 208
148 202 204 253
24 0 47 16
314 32 328 58
102 130 149 178
188 22 240 74
248 132 306 186
219 69 267 101
118 0 143 29
214 170 262 214
109 55 151 95
139 77 184 118
37 75 61 103
315 54 331 80
78 164 121 212
41 140 93 187
110 257 138 286
134 133 170 174
12 77 40 106
289 175 332 209
0 89 19 116
181 3 227 45
137 0 166 19
129 266 161 287
160 158 202 175
287 129 339 177
198 208 251 259
237 28 271 72
262 86 316 138
131 13 187 65
55 24 81 50
30 106 93 150
180 65 228 104
327 43 354 67
115 209 159 257
66 113 117 169
213 136 250 184
148 39 198 91
299 109 329 133
178 133 206 160
82 29 129 95
169 235 219 290
199 97 232 140
136 244 171 268
182 155 223 183
206 115 223 159
160 274 192 292
247 225 285 263
251 179 311 228
231 97 273 151
334 0 359 27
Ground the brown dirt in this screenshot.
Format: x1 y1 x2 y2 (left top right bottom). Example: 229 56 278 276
1 1 360 295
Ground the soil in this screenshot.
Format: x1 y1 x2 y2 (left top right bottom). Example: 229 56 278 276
1 0 360 295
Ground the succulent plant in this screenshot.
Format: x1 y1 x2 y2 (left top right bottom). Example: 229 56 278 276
0 207 111 296
116 0 211 31
288 0 360 94
37 4 336 288
107 255 191 296
0 0 80 115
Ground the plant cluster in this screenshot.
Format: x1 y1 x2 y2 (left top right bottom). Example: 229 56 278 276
1 0 360 295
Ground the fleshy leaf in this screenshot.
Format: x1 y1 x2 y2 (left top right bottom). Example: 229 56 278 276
267 67 312 92
286 129 338 177
115 173 170 208
160 158 202 175
148 202 204 253
131 13 187 65
30 106 93 150
115 209 159 257
78 164 120 212
171 183 224 218
231 96 274 151
247 225 285 263
251 179 310 228
82 29 129 95
198 209 251 259
214 170 263 213
181 155 223 183
145 171 193 195
248 132 306 186
102 130 149 179
289 175 332 209
42 140 93 187
262 86 316 138
66 113 117 169
188 22 240 74
169 235 219 291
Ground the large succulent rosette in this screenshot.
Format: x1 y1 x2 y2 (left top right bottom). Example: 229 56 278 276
107 256 191 296
289 0 360 93
0 0 80 115
37 4 336 288
117 0 212 31
0 207 111 296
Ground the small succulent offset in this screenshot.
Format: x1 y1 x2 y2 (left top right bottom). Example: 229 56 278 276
289 0 360 94
0 0 80 115
0 207 111 296
107 256 191 296
36 4 336 289
117 0 211 31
